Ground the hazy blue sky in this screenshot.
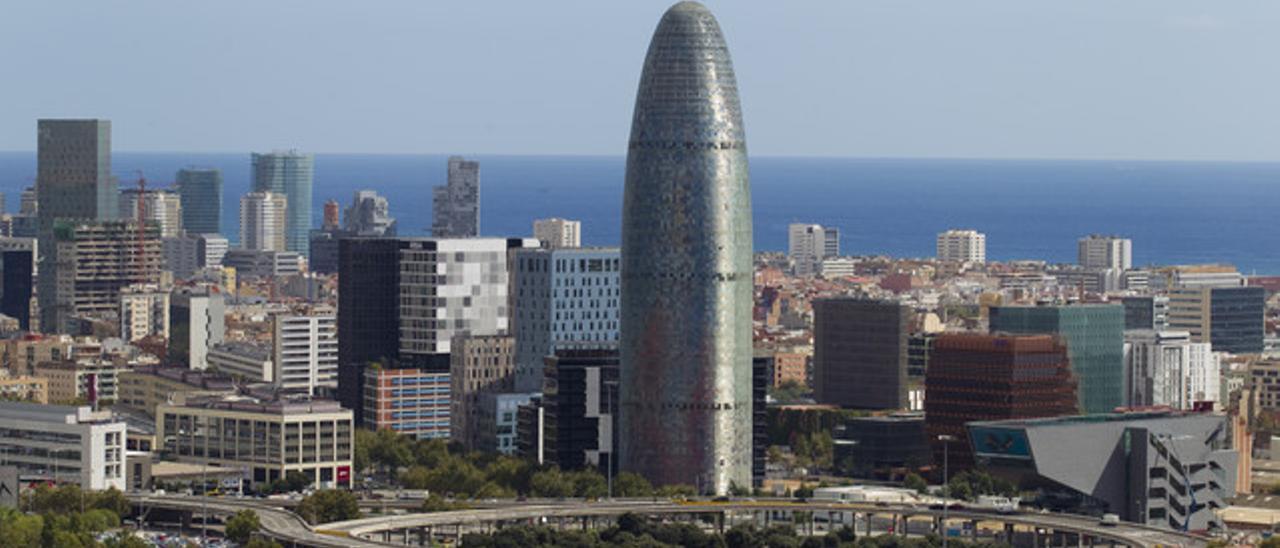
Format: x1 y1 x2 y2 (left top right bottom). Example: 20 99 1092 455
2 1 1276 160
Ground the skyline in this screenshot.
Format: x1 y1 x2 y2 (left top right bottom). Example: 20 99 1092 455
2 2 1279 161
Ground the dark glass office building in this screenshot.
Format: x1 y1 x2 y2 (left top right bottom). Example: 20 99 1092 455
989 304 1124 414
1209 286 1265 354
336 238 402 423
812 298 909 409
0 243 34 330
542 346 619 475
176 168 223 236
619 1 754 494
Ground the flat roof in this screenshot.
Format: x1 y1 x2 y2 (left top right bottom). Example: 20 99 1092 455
969 409 1209 429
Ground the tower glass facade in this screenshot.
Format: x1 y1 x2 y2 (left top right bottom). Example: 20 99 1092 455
989 305 1125 414
176 168 223 235
252 151 313 257
619 1 753 494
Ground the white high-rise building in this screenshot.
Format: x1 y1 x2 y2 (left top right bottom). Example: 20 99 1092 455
273 307 338 396
239 191 288 251
170 287 226 371
1124 330 1220 410
512 247 621 392
936 229 986 264
533 218 581 249
1078 235 1132 271
119 284 169 342
0 401 126 490
120 189 183 238
788 223 839 276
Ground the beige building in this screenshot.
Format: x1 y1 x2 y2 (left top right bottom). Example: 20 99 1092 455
0 374 48 403
119 284 170 342
34 360 125 404
117 366 238 417
449 334 515 450
157 395 354 489
239 191 288 252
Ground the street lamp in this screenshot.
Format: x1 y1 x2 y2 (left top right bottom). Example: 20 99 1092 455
937 434 956 548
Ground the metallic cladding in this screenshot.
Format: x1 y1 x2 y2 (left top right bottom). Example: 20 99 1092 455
619 1 753 494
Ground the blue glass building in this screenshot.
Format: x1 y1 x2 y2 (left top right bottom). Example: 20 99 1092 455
252 151 313 257
989 305 1126 414
176 167 223 236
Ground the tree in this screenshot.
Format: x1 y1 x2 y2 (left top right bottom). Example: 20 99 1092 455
420 494 469 513
530 468 575 498
226 509 262 544
568 469 608 498
613 472 653 497
246 538 285 548
103 532 149 548
903 473 928 494
655 484 696 498
0 508 43 547
296 489 361 525
89 487 130 517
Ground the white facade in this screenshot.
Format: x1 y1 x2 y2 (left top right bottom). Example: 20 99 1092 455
0 401 126 490
239 191 288 251
512 247 621 392
1078 235 1132 271
788 223 839 277
119 284 169 342
199 234 228 267
936 229 986 264
533 218 581 249
272 308 338 395
819 257 856 279
173 288 226 371
1124 330 1220 410
120 189 183 238
208 342 274 383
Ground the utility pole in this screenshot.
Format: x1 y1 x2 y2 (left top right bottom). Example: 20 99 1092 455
937 434 955 548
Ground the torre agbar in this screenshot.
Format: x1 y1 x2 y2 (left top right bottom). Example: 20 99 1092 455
619 1 754 494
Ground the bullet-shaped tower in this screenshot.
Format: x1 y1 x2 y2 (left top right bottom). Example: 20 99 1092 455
619 1 753 494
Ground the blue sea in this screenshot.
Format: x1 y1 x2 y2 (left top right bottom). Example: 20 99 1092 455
0 152 1276 273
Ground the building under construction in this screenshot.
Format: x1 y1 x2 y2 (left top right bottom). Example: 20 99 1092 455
51 219 161 333
924 333 1078 471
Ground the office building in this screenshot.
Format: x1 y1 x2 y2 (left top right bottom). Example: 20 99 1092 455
157 395 354 489
1078 235 1132 271
176 168 223 235
239 191 288 252
272 307 338 396
222 248 300 279
533 218 581 249
788 223 839 277
1124 330 1219 410
50 220 162 333
117 366 237 417
36 120 117 333
252 151 313 257
925 334 1078 470
619 2 753 494
119 188 182 238
1168 286 1265 354
207 342 274 383
20 186 36 216
1123 296 1169 331
835 413 931 479
813 298 909 409
970 411 1235 531
336 237 535 423
431 156 480 238
34 359 126 404
543 346 618 475
362 366 451 439
119 284 169 342
169 287 226 371
989 304 1125 414
0 401 126 489
162 233 228 279
936 229 986 264
0 237 35 330
323 199 340 229
1169 265 1244 288
344 190 396 236
449 335 515 451
512 247 620 392
476 392 536 455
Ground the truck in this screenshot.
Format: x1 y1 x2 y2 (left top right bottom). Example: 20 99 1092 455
1099 513 1120 526
974 496 1020 514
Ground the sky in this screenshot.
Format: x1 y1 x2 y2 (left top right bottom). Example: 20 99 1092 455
1 1 1277 160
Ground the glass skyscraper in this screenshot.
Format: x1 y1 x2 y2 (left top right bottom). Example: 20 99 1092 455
252 151 313 257
989 304 1126 414
619 1 754 494
176 167 223 235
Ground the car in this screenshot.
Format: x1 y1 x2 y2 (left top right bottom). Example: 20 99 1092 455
1099 513 1120 526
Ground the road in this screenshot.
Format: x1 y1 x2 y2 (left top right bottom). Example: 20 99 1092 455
130 494 391 548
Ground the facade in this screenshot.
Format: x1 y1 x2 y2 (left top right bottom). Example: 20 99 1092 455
770 351 809 388
336 238 402 424
169 287 226 371
431 156 480 238
0 237 36 330
1124 330 1219 410
37 120 117 333
157 395 354 489
936 229 986 264
362 366 451 439
787 223 839 276
512 247 621 392
0 401 126 490
207 342 274 383
119 284 169 342
481 392 536 455
969 411 1235 532
813 298 909 409
119 189 183 238
1168 286 1265 354
117 366 237 417
989 304 1125 414
1123 296 1169 331
1077 235 1132 271
272 307 338 396
222 249 300 278
51 220 162 333
1249 360 1280 411
543 346 618 475
835 413 931 479
35 360 126 404
344 190 397 236
533 218 581 249
176 167 223 235
619 2 754 494
924 334 1078 470
252 151 314 257
0 374 48 403
239 191 288 252
449 335 515 450
163 233 229 279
